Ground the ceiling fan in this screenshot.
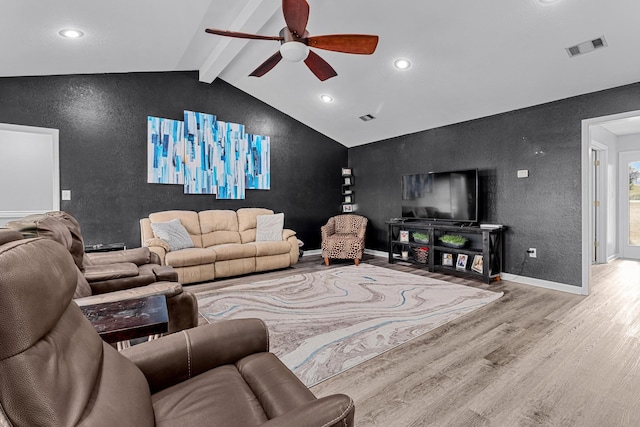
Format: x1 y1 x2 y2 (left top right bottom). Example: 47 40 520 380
205 0 379 81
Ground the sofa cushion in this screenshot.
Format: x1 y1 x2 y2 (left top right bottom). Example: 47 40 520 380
152 365 268 426
151 219 194 251
149 211 202 248
255 213 284 242
211 243 257 261
199 210 241 247
237 208 274 243
252 241 292 257
237 208 274 232
165 247 217 268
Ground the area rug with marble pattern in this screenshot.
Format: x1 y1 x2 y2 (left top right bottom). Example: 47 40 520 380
196 263 503 387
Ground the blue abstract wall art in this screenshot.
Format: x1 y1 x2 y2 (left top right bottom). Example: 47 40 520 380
147 112 270 200
147 116 184 184
184 110 217 195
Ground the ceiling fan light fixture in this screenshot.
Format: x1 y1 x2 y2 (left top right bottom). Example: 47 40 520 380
58 29 84 39
393 58 411 70
280 42 310 62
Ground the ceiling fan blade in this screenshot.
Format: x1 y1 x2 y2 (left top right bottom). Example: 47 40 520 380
305 34 379 55
304 50 338 81
282 0 309 37
249 51 283 77
205 28 283 41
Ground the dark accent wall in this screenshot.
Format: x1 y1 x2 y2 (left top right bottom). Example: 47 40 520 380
349 82 640 287
0 72 347 249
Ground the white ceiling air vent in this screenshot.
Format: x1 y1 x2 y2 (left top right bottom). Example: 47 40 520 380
359 114 376 122
566 36 608 58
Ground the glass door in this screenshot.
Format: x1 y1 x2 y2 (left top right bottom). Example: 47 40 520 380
620 151 640 259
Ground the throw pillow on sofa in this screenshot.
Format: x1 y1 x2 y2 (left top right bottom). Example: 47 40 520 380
255 213 284 242
150 218 194 251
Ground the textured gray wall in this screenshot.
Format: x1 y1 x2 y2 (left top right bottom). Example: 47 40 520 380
0 72 347 249
349 82 640 287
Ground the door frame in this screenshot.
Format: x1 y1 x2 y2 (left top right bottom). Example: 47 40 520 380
582 110 640 295
590 141 608 264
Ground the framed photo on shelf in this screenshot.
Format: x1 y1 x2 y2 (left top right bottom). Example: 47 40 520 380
344 177 352 185
456 254 468 270
342 189 352 195
471 255 483 273
344 195 352 203
342 204 353 213
399 230 409 242
341 168 352 176
442 253 453 266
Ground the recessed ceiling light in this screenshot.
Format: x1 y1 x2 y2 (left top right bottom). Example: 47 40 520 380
393 58 411 70
59 29 84 39
320 94 333 103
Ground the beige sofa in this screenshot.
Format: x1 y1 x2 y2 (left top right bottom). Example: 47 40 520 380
140 208 299 284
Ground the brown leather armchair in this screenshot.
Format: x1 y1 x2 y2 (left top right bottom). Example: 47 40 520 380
4 215 197 334
0 237 355 426
321 214 368 266
6 211 178 294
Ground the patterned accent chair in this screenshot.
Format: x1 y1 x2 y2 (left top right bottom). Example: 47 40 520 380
321 214 368 266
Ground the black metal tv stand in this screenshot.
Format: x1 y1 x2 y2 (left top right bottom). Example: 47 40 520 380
386 220 504 284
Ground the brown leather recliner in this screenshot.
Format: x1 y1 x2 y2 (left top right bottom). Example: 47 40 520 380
6 211 178 294
0 237 355 426
4 216 197 334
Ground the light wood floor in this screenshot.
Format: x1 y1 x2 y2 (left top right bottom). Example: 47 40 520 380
190 255 640 426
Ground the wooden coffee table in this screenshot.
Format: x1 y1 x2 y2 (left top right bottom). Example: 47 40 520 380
80 295 168 344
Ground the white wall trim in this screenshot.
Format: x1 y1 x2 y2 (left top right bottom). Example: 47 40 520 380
302 249 322 256
364 248 388 258
500 273 585 295
364 249 583 295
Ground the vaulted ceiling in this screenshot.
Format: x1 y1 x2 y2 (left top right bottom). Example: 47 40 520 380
3 0 640 146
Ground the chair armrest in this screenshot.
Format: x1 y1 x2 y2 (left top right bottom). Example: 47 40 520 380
321 222 335 240
85 247 151 266
282 228 296 240
74 281 184 306
121 318 269 393
144 239 168 265
153 265 178 282
83 262 139 282
261 395 354 427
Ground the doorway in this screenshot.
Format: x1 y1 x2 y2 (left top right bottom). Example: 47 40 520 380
582 110 640 295
0 123 60 225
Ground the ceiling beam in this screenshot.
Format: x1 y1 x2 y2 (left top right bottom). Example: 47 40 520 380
199 0 280 83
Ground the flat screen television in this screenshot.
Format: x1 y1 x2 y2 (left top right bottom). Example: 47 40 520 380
401 169 478 223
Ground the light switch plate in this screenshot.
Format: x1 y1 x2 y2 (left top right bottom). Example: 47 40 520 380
517 169 529 178
61 190 71 201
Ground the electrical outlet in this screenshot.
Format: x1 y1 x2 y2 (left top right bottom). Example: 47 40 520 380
528 248 537 258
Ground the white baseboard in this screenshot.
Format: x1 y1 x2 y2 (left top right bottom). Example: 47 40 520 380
364 248 388 258
499 273 585 295
302 249 322 257
363 249 583 295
